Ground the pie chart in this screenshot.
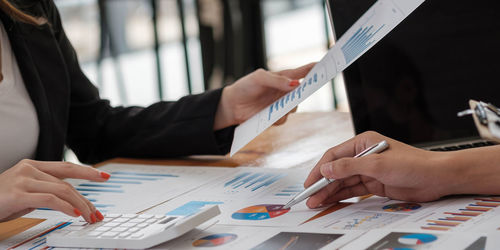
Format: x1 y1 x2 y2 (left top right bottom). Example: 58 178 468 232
397 233 437 245
231 204 290 220
382 203 421 212
192 233 237 247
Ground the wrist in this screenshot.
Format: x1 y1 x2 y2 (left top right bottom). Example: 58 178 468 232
440 146 500 195
214 87 236 130
431 151 467 196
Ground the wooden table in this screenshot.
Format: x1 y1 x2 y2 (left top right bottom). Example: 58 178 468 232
0 111 355 242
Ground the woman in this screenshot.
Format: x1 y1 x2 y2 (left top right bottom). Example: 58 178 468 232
0 1 313 223
304 131 500 208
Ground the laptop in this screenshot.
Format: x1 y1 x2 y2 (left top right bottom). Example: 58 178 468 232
326 0 500 150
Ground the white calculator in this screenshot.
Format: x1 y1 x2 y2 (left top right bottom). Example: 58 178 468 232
47 205 220 249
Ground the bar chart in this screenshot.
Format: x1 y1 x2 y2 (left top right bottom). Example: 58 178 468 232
223 172 286 193
421 198 500 231
341 24 385 65
32 164 229 215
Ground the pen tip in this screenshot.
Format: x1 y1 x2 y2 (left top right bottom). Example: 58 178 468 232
282 202 292 210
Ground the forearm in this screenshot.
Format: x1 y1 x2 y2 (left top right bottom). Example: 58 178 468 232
444 145 500 195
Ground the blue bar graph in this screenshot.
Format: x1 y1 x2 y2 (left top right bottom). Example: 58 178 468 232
79 183 122 188
93 204 115 208
76 188 124 193
111 171 179 177
166 201 223 217
224 172 286 192
341 24 385 64
275 185 304 197
80 193 99 196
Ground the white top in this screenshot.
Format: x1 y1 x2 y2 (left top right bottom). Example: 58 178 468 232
0 22 39 173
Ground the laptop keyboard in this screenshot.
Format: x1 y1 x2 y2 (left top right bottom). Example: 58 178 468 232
430 141 496 151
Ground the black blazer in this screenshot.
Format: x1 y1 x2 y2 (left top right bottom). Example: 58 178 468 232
1 1 234 164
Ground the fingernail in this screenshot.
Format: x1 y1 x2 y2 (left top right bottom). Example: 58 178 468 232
90 213 97 223
95 210 104 221
100 172 111 180
73 208 81 217
320 164 333 177
289 80 299 87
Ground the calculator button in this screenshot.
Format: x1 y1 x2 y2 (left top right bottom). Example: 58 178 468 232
131 232 144 238
121 222 137 227
101 232 119 238
137 223 149 228
138 214 154 219
105 214 121 218
110 227 128 232
146 219 157 224
102 217 113 222
94 226 112 232
104 222 120 227
130 218 146 223
87 231 102 237
113 218 130 223
154 215 165 219
128 227 141 233
66 225 86 231
118 232 131 238
70 221 88 226
121 214 138 218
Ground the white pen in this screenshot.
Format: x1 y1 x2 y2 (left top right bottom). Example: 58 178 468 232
282 140 389 209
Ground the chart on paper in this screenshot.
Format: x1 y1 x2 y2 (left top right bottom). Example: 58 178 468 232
27 163 231 217
230 0 425 156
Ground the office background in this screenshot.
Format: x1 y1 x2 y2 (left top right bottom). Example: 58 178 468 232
53 0 349 114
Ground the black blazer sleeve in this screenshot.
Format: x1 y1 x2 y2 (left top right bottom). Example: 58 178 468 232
37 1 234 164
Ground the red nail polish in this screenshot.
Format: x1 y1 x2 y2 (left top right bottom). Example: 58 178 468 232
73 208 81 217
95 210 104 221
90 213 97 223
100 172 111 180
289 80 300 87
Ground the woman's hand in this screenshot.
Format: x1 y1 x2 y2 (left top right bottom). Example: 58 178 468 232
214 63 315 130
303 131 460 208
0 160 110 223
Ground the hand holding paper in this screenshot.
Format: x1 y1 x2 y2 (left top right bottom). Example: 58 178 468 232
230 0 425 156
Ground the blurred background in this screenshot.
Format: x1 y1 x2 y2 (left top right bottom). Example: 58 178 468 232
54 0 349 114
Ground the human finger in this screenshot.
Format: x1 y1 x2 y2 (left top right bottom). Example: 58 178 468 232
25 179 96 223
305 175 364 208
252 69 299 92
304 138 359 188
30 168 99 222
277 62 316 80
29 161 110 182
22 193 81 218
320 155 386 180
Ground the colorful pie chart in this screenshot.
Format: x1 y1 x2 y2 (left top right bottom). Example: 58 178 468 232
192 233 238 247
398 233 437 245
231 204 290 220
382 203 421 212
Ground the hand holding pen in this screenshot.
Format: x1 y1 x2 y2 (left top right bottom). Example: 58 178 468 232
283 140 389 209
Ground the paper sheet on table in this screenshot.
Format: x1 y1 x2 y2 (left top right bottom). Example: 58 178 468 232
303 195 500 233
152 224 365 250
342 229 487 250
145 167 326 227
25 163 234 218
230 0 425 156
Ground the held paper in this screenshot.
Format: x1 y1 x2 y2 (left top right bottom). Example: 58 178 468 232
230 0 425 156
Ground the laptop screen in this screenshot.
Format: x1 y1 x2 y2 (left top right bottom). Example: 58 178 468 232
327 0 500 146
